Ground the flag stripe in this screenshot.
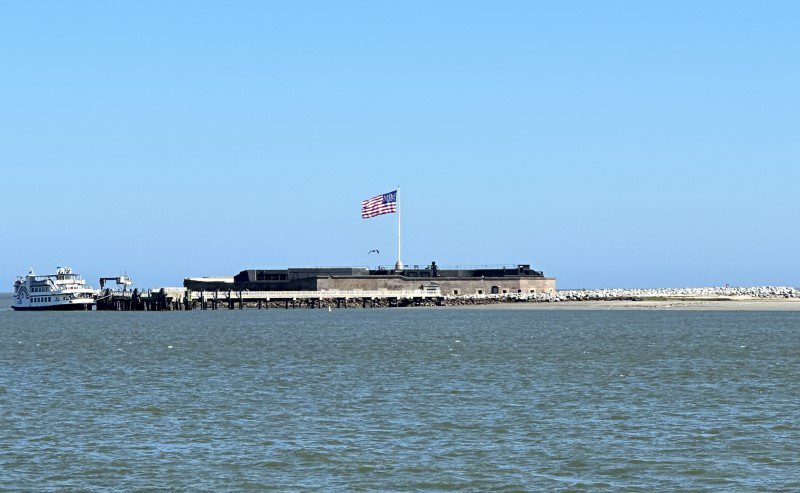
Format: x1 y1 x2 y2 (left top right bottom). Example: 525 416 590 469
361 190 397 219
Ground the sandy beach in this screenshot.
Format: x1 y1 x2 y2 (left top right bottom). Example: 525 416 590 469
447 298 800 311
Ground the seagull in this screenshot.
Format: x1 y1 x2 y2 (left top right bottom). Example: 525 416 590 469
368 249 380 254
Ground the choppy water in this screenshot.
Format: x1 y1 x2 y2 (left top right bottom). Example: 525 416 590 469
1 297 799 490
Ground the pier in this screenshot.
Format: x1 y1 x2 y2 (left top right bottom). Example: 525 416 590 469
96 288 444 311
95 288 188 311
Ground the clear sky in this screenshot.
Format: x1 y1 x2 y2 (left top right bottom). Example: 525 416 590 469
2 1 798 289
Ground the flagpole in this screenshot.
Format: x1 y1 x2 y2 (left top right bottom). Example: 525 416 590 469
396 187 403 271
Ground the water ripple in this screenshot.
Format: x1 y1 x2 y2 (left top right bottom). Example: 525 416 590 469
1 306 799 490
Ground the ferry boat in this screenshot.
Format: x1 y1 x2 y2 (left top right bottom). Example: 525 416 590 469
12 267 97 311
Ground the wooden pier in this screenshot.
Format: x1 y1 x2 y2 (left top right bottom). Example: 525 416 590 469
95 288 188 311
96 288 443 311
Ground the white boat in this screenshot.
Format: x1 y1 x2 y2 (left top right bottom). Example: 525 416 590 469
12 267 97 311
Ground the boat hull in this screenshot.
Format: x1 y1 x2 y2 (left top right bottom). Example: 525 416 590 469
12 303 94 311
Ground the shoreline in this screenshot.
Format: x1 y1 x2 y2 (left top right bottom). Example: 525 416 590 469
440 298 800 311
4 292 800 312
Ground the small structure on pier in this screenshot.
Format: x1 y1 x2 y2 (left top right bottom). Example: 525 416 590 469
99 274 134 291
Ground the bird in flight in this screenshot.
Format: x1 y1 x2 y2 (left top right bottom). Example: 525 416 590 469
368 249 380 254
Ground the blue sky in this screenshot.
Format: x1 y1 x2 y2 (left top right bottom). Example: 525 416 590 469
2 1 798 288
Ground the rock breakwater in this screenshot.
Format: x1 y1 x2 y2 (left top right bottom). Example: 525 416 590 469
444 286 799 305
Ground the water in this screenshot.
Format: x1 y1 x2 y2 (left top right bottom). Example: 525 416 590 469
1 299 799 490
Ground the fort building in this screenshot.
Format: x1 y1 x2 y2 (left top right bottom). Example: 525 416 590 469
184 262 556 296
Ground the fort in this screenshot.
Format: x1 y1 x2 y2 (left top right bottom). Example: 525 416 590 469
95 261 556 311
184 262 557 296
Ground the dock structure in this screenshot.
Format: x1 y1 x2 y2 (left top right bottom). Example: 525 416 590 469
194 289 442 310
96 288 443 311
96 288 189 311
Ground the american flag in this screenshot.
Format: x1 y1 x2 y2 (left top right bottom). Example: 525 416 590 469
362 190 397 219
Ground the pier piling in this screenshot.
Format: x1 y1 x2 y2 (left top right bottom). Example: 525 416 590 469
97 287 442 311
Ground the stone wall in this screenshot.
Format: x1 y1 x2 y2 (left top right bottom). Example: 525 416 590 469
520 278 557 294
186 274 557 295
434 277 556 296
316 276 411 291
317 276 556 295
